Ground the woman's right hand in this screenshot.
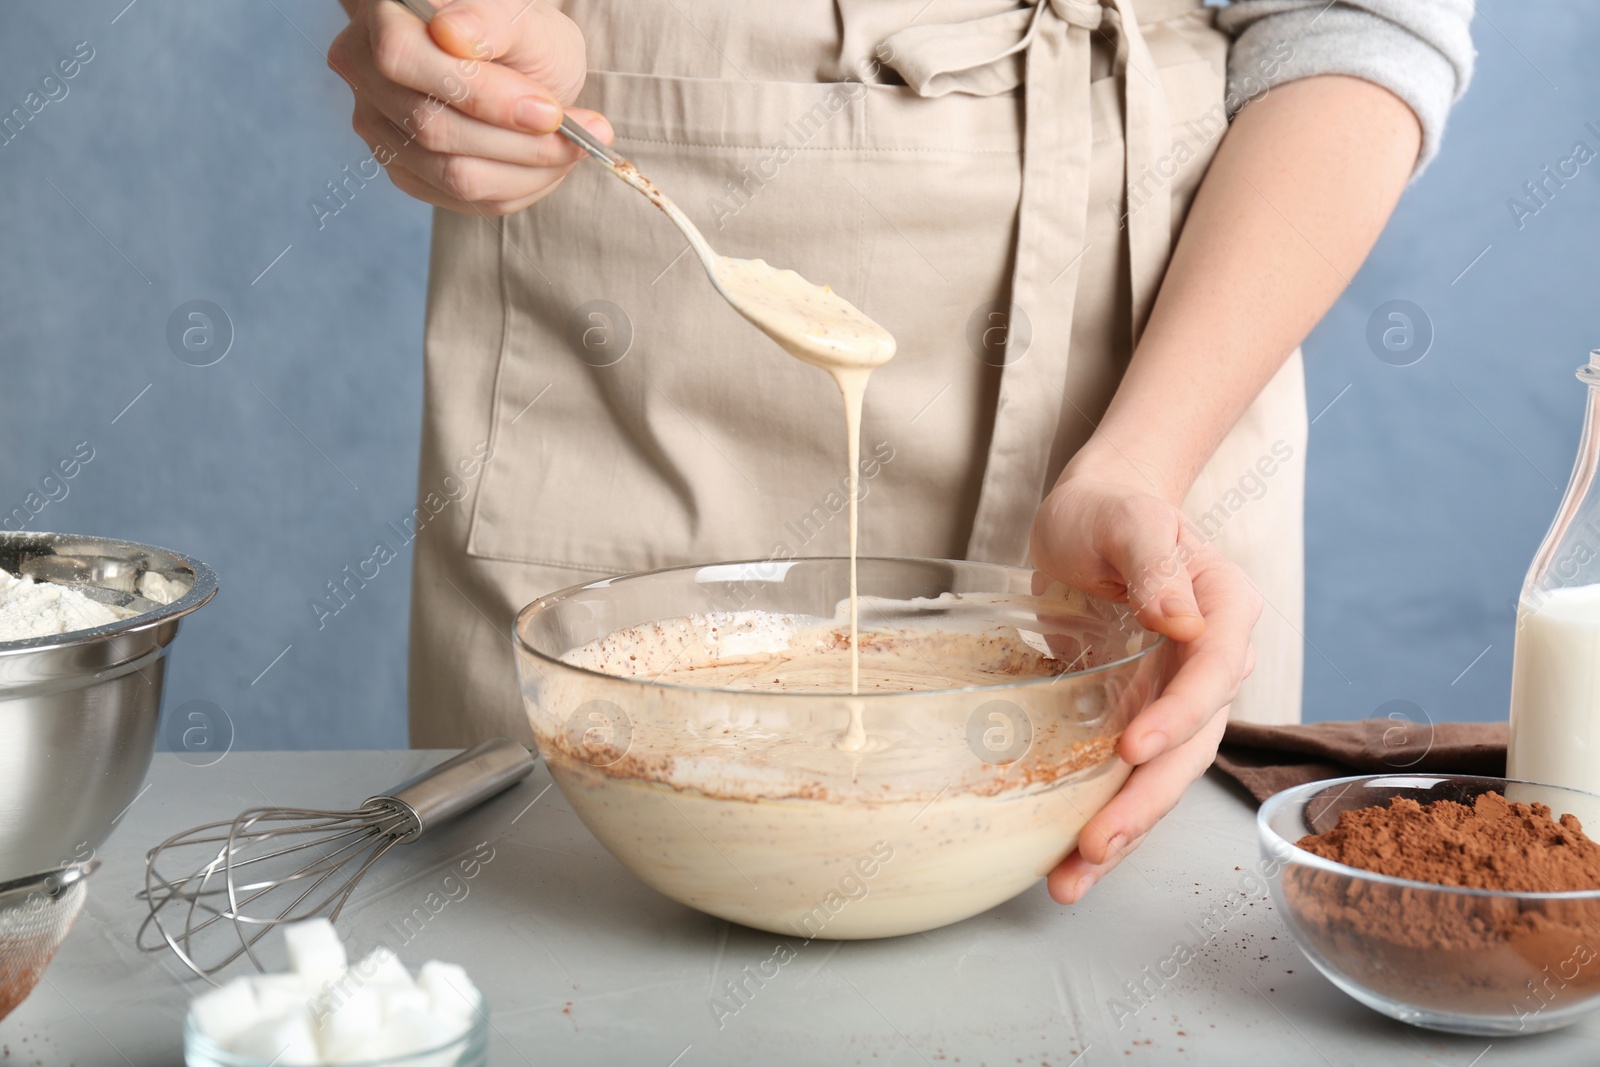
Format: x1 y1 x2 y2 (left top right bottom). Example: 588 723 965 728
328 0 612 216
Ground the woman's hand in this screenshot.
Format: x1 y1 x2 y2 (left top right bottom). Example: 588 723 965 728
327 0 611 215
1018 75 1420 905
1028 470 1262 904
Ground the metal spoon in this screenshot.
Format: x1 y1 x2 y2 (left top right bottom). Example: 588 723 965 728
384 1 721 278
386 0 896 373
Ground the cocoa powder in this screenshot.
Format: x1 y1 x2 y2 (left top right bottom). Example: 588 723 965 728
1297 792 1600 892
1281 792 1600 1024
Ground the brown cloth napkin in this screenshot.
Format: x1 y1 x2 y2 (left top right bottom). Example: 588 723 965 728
1212 719 1509 805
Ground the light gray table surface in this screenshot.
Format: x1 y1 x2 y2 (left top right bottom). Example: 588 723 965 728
7 751 1598 1066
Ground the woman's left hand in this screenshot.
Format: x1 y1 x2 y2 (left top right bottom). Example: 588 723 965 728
1028 471 1263 904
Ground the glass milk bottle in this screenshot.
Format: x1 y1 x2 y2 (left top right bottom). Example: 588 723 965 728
1508 350 1600 790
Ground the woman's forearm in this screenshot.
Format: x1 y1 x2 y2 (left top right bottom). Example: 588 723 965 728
1066 74 1421 504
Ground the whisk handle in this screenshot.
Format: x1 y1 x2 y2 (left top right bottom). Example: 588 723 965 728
371 738 536 840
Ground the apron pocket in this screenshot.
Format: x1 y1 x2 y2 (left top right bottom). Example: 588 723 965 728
463 70 1024 575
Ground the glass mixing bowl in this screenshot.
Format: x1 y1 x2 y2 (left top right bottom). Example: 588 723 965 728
513 557 1169 939
1260 774 1600 1036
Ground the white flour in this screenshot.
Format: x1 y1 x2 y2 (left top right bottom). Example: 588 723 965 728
138 570 185 606
0 569 132 641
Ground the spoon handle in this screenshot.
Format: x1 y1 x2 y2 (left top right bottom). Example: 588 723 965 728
389 0 437 21
556 115 622 166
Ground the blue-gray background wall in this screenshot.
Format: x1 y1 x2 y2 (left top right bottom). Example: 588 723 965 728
1 1 1596 749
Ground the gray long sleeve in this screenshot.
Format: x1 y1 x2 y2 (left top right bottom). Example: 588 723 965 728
1216 0 1476 175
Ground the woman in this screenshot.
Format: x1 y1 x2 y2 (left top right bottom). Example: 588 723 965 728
326 0 1472 903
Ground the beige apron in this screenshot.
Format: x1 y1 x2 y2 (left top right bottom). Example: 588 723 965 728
408 0 1306 747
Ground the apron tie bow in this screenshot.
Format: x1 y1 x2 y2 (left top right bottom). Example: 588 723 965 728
880 0 1193 563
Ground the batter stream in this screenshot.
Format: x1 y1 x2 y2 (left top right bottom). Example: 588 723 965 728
713 257 896 696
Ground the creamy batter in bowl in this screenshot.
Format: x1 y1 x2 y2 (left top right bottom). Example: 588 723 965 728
513 558 1169 939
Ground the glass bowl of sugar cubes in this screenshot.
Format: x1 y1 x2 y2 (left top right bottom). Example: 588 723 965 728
182 920 488 1066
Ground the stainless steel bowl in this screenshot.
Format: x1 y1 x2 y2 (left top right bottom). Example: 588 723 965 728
0 532 218 883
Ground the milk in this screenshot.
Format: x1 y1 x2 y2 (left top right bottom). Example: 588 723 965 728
1508 584 1600 791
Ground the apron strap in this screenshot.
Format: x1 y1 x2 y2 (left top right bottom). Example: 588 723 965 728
879 0 1191 563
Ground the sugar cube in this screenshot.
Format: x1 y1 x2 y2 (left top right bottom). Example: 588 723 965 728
417 960 478 1020
350 945 412 988
316 985 384 1063
188 977 260 1046
308 967 366 1016
283 918 347 984
251 973 312 1017
378 983 431 1023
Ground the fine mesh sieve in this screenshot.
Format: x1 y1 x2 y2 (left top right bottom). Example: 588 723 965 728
0 864 92 1021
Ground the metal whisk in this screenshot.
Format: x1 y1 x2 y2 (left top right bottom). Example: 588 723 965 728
138 738 534 982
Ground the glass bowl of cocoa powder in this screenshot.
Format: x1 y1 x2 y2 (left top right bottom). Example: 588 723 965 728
1259 774 1600 1036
